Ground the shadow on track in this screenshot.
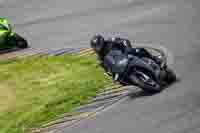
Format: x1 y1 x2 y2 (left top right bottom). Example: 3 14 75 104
127 77 181 100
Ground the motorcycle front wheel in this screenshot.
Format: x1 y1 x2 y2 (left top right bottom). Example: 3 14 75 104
129 71 162 93
8 33 28 49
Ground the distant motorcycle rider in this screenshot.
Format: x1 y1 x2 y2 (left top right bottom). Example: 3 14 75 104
90 34 162 82
0 17 28 49
0 18 13 48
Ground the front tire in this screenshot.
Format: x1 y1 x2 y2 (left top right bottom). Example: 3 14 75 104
8 33 28 49
129 72 162 93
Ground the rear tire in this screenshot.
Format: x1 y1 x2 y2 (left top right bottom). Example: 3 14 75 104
164 67 176 84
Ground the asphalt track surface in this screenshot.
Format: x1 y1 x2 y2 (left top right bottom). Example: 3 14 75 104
1 0 200 133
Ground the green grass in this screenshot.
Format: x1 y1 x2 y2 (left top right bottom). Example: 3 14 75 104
0 54 112 133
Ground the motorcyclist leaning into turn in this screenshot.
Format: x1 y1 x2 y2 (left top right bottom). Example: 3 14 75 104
90 34 163 82
0 17 28 50
0 18 13 49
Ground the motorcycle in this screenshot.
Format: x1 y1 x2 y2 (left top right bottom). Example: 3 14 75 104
0 18 28 50
102 47 176 93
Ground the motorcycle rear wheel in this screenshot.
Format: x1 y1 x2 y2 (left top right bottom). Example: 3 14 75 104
164 67 177 84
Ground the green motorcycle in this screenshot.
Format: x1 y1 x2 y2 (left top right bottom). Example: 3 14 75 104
0 18 28 50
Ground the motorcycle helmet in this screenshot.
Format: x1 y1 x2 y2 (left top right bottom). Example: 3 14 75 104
90 34 105 53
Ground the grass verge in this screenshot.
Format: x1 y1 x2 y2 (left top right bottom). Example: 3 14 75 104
0 54 112 133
